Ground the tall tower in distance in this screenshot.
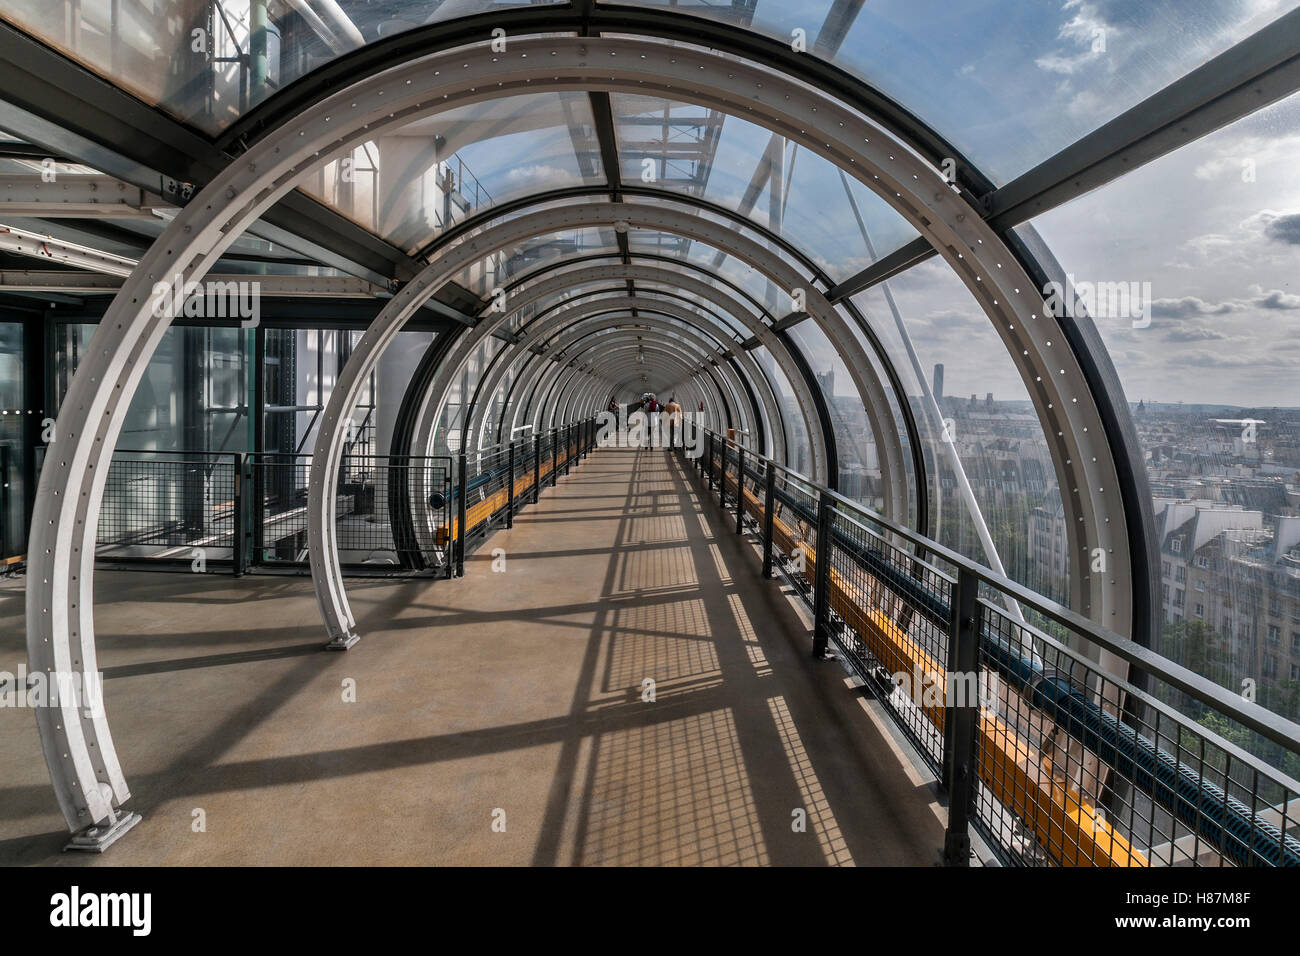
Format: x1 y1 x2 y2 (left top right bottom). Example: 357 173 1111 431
933 363 944 402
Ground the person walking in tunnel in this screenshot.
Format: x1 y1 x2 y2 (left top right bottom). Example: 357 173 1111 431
665 395 682 447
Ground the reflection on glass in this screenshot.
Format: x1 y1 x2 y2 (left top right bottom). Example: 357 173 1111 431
788 322 883 512
300 92 603 252
0 1 562 134
1026 90 1300 776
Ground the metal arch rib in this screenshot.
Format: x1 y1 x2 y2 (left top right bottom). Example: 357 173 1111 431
28 35 1134 832
483 259 812 460
460 284 793 464
536 338 739 436
531 324 756 438
467 311 779 463
403 199 874 498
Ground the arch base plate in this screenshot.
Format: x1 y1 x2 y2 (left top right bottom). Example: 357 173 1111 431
325 634 361 651
64 811 142 853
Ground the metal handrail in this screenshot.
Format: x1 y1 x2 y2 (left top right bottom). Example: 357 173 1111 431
701 425 1300 759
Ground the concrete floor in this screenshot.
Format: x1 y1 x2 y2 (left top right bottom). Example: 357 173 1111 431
0 446 944 866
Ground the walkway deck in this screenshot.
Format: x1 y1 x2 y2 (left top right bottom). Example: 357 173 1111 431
0 447 944 865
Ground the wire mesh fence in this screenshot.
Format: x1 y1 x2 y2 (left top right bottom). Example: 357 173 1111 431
96 452 239 566
252 453 452 574
696 428 1300 867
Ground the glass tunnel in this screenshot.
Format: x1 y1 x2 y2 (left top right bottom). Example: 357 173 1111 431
0 0 1297 876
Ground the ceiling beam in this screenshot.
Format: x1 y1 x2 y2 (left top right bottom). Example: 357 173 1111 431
983 7 1300 231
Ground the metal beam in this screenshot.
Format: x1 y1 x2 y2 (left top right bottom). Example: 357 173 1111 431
0 21 421 285
826 235 935 304
984 7 1300 230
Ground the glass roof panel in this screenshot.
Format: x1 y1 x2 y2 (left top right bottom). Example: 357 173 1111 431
612 93 919 277
299 91 603 254
0 1 565 135
612 0 1298 183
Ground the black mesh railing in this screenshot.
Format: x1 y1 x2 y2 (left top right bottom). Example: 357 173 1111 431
252 453 452 574
449 420 597 576
95 422 603 581
96 451 240 569
690 426 1300 868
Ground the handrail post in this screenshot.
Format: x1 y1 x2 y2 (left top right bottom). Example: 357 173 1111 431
533 433 541 504
811 490 834 659
565 424 573 475
942 566 981 866
444 468 454 580
251 452 264 570
718 441 727 510
735 445 745 534
707 434 717 494
232 453 246 577
551 427 558 486
506 441 516 529
762 461 775 579
456 451 468 578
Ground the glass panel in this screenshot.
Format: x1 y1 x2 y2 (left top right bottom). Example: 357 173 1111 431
55 323 252 453
612 1 1298 182
1023 90 1300 775
788 321 883 511
300 92 603 253
852 258 1070 605
752 345 807 474
0 1 565 135
613 92 919 276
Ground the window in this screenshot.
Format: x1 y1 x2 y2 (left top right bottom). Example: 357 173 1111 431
1268 625 1280 645
1292 632 1300 654
1195 603 1204 618
1264 655 1278 679
1163 584 1170 602
1292 664 1300 682
1195 579 1205 592
1175 566 1186 583
1174 589 1185 608
1162 561 1171 578
1172 538 1183 554
1196 555 1209 569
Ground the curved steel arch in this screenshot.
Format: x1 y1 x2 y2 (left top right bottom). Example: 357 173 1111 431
481 258 822 459
459 270 772 426
488 321 754 442
406 200 893 504
534 337 740 436
420 295 756 466
469 307 783 463
29 36 1141 833
462 289 788 453
219 10 993 199
528 324 759 440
